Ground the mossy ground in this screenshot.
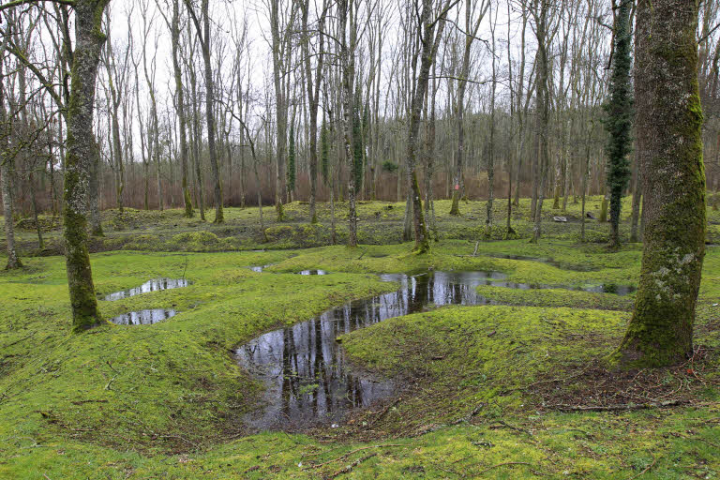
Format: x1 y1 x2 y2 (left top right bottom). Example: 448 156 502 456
0 201 719 479
6 196 720 255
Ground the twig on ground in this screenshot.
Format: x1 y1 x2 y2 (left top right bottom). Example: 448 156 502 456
626 456 657 480
104 375 118 391
324 453 378 480
308 444 402 470
543 400 687 411
489 420 533 436
501 367 591 394
1 333 35 350
368 397 402 427
450 404 485 425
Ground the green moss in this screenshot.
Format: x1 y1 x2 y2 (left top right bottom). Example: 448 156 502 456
0 241 719 478
476 285 633 311
169 231 223 251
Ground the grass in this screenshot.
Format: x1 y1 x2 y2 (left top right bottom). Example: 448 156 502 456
0 201 719 479
8 196 720 254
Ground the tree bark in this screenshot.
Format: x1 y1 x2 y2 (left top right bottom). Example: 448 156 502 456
405 0 452 253
339 0 358 248
270 0 288 222
62 0 111 331
0 78 22 269
530 0 550 244
185 0 223 223
615 0 705 368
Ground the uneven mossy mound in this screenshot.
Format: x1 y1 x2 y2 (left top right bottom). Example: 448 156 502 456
0 240 718 479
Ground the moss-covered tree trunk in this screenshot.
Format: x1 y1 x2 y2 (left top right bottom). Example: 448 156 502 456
615 0 705 368
0 42 21 270
629 144 642 243
604 0 633 250
1 157 21 270
63 0 111 331
406 0 451 254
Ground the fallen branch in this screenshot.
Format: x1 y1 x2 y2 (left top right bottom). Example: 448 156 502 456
309 444 402 470
324 453 377 480
489 420 533 436
501 366 593 394
626 456 657 480
543 400 687 412
450 404 485 425
0 333 35 350
368 397 402 427
71 399 109 406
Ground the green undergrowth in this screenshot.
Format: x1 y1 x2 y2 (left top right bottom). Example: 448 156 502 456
0 250 397 469
476 285 635 310
9 196 720 254
0 240 718 478
266 240 642 291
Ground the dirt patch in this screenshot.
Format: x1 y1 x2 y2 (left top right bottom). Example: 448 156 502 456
525 346 719 411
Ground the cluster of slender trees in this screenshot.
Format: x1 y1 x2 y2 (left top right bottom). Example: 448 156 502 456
0 0 714 367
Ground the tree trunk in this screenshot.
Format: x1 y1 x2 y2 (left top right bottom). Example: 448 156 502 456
189 53 205 220
1 150 22 268
339 0 358 248
28 172 44 249
169 0 193 217
606 0 633 250
405 0 450 253
629 146 642 242
530 0 550 244
270 0 288 222
185 0 223 223
62 0 110 331
615 0 705 368
449 1 488 217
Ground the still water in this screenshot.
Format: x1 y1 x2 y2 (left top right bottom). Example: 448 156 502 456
236 270 504 431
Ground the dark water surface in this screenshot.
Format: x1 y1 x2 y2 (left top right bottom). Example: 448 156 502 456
103 278 190 301
109 309 178 325
236 269 635 431
298 269 329 275
236 270 505 431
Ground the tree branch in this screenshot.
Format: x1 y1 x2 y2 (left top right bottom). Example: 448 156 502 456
0 0 75 13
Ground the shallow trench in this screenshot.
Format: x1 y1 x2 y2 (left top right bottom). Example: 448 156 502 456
235 270 634 432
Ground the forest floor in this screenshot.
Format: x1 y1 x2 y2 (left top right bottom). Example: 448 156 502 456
0 198 719 479
5 196 720 254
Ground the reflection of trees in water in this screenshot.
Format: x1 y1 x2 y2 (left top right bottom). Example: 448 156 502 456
243 271 500 429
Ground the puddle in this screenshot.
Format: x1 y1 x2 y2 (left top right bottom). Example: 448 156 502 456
249 264 275 272
109 309 177 325
237 269 634 431
298 270 329 275
236 270 504 432
103 278 190 301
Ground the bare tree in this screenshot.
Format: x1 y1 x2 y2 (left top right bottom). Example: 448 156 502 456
449 0 489 216
1 0 113 329
405 0 456 253
184 0 224 223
